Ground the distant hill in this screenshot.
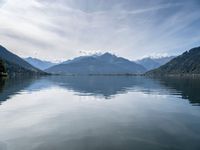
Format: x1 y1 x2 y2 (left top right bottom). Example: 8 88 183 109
0 45 45 76
24 57 57 70
136 56 175 71
146 46 200 76
46 53 146 75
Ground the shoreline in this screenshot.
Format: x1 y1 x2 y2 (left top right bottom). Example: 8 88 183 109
145 73 200 78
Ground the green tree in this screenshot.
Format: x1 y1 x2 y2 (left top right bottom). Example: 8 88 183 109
0 59 6 73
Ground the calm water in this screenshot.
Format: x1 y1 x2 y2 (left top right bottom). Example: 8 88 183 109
0 76 200 150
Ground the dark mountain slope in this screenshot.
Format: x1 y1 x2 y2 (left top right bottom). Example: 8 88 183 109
147 46 200 75
0 45 45 76
0 59 7 76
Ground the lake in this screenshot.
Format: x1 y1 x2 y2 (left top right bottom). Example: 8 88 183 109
0 76 200 150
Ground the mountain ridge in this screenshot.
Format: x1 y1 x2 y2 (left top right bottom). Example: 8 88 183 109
0 45 46 76
146 46 200 76
24 57 57 70
136 56 175 71
46 52 146 75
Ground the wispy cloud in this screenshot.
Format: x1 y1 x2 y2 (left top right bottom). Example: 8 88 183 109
120 2 184 15
0 0 200 61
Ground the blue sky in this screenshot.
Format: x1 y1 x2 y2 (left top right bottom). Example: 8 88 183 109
0 0 200 61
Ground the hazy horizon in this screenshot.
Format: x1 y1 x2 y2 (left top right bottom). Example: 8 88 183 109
0 0 200 61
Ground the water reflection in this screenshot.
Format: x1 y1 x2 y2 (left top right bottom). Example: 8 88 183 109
0 78 6 92
0 76 41 104
155 77 200 105
0 76 200 105
45 76 168 98
0 76 200 150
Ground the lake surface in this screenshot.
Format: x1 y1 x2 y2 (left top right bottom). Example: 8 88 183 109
0 76 200 150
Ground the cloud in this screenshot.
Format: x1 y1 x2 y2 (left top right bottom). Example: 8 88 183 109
120 2 184 15
0 0 200 61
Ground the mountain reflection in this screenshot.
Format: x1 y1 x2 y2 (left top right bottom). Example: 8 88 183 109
0 76 200 105
0 76 41 104
47 76 166 98
0 78 6 93
155 77 200 105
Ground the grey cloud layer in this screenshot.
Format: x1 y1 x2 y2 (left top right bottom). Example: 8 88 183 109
0 0 200 61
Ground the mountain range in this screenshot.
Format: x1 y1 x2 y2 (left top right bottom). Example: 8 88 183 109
24 57 57 70
24 54 177 74
45 53 147 75
1 44 200 77
136 56 175 71
147 46 200 76
0 45 45 76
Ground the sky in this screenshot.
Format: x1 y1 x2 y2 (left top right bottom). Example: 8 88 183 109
0 0 200 62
